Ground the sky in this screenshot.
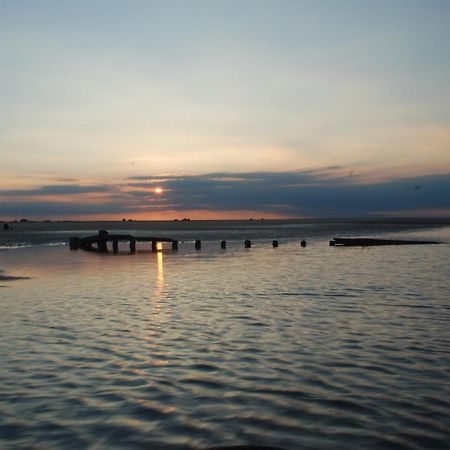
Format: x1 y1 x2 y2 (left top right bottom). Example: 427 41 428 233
1 0 449 220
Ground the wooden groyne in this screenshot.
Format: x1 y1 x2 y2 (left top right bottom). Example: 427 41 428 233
70 230 177 253
69 231 311 253
69 232 440 253
330 237 440 247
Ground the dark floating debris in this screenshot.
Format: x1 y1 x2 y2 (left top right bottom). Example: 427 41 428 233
330 237 440 247
0 275 31 281
0 269 30 281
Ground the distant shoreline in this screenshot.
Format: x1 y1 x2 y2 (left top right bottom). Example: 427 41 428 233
2 217 450 225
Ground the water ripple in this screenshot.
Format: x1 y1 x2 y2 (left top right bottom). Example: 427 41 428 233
1 233 450 450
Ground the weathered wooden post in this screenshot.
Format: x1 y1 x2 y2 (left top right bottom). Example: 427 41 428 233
97 229 108 252
172 240 178 251
112 240 119 254
272 240 279 247
98 240 108 252
300 240 306 247
221 240 226 249
69 237 80 250
130 238 136 254
245 239 251 248
152 240 157 252
195 240 201 250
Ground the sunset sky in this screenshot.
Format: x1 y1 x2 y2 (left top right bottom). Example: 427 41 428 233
1 0 449 220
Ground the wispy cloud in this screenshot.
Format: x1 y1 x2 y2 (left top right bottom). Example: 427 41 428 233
0 201 131 216
0 184 114 196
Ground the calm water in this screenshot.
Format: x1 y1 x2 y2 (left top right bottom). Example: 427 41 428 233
1 221 450 449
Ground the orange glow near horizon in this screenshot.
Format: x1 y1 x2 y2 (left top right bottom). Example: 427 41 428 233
97 209 291 221
5 205 449 222
17 209 292 222
154 187 163 194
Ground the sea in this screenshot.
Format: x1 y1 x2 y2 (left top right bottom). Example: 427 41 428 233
1 219 450 450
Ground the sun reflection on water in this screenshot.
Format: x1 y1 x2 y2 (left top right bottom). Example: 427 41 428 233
154 243 164 308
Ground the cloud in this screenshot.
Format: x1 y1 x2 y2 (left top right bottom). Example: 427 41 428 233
0 201 131 216
0 169 449 218
0 184 114 196
125 171 450 217
127 167 353 189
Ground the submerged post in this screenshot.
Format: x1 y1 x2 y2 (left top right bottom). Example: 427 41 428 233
112 240 119 254
195 240 201 250
172 240 178 251
69 237 80 250
97 230 108 252
245 239 251 248
300 240 306 247
152 240 157 252
221 240 226 249
130 238 136 254
272 240 279 248
98 240 108 252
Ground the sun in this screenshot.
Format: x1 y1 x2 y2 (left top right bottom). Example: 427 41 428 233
154 187 163 194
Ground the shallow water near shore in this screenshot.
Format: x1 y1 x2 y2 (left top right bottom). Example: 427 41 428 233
1 221 450 449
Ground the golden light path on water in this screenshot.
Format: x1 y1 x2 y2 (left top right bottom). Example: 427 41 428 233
155 242 164 308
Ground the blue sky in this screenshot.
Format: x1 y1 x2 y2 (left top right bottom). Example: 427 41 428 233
1 0 449 219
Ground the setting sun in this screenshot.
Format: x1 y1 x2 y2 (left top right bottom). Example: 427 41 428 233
154 187 163 194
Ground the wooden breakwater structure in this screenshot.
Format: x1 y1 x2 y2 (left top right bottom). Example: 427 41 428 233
69 231 440 253
69 230 178 253
69 230 309 253
330 237 440 247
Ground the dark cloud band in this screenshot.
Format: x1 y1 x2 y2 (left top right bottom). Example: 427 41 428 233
0 170 449 218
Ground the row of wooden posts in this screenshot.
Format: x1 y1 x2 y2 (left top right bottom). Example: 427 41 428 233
69 230 309 253
69 237 307 253
110 239 307 253
70 231 438 253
